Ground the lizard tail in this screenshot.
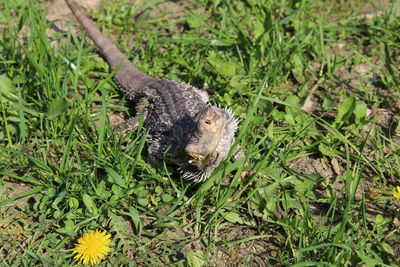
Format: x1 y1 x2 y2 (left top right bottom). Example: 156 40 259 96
65 0 153 98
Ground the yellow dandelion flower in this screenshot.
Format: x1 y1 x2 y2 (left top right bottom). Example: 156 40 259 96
393 186 400 201
72 229 111 265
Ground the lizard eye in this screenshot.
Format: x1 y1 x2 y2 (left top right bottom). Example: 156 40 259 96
204 120 211 125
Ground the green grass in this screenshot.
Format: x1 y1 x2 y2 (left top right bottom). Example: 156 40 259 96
1 0 399 265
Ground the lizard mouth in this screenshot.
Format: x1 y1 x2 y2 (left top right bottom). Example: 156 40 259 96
187 151 219 170
182 152 219 182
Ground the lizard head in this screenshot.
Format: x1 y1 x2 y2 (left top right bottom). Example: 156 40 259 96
182 106 239 182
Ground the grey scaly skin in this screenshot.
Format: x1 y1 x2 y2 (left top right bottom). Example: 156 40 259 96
65 0 242 182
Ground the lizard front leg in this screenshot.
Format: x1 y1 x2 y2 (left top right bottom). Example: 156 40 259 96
114 97 149 135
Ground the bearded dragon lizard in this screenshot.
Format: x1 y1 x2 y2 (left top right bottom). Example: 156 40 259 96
65 0 243 182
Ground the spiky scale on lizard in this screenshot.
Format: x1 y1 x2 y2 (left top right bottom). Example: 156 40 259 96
65 0 243 182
